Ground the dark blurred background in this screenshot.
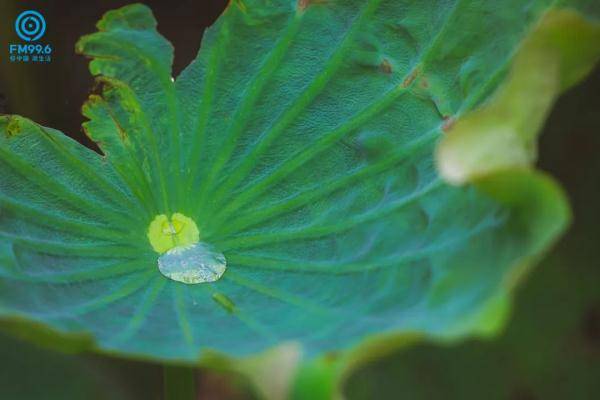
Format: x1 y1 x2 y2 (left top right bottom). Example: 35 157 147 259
0 1 598 399
0 0 228 150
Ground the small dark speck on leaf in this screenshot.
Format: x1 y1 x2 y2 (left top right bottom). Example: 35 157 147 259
380 59 393 74
298 0 328 11
442 116 455 132
297 0 329 11
298 0 310 11
402 67 420 88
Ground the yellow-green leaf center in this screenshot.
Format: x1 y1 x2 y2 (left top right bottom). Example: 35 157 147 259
147 213 199 253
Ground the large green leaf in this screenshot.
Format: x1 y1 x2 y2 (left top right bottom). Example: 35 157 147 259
0 1 598 364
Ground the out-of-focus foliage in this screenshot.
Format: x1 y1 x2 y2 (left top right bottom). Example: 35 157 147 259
0 332 131 400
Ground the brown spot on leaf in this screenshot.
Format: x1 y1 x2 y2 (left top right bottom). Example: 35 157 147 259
419 77 429 89
298 0 311 10
298 0 328 11
380 59 393 74
402 67 420 88
442 116 455 132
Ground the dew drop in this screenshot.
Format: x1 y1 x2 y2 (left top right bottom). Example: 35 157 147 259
157 242 227 284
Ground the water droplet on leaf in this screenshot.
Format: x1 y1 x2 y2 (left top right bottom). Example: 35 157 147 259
157 242 227 284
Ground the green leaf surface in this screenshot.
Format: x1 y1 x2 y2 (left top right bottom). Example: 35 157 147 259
0 1 598 364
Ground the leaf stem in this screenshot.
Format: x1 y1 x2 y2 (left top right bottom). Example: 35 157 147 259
163 365 196 400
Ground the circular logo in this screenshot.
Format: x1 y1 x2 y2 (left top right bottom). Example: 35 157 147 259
15 10 46 42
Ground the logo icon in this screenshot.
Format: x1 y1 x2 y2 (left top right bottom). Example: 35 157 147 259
15 10 46 42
